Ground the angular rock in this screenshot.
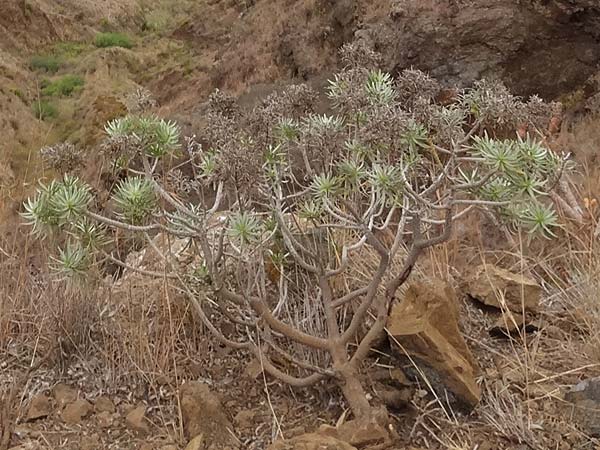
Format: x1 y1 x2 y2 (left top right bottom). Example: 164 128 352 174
62 398 92 424
184 435 205 450
179 382 238 449
565 377 600 436
233 409 256 428
267 433 357 450
94 396 116 414
25 394 52 421
125 405 149 434
333 420 390 447
387 278 481 407
489 311 539 337
52 384 78 409
463 265 540 313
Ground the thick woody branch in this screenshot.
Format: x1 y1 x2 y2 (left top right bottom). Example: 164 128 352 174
102 251 177 279
253 347 326 387
249 295 330 350
340 249 389 344
217 287 330 350
332 287 368 309
266 340 336 378
86 211 161 232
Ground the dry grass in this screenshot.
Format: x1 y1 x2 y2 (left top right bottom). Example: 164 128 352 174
3 113 600 449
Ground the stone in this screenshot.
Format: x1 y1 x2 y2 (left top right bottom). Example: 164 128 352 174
62 398 92 424
12 424 33 439
52 383 78 409
25 394 52 421
336 419 390 447
463 265 540 313
387 278 481 407
179 381 238 448
267 433 357 450
94 396 116 414
125 405 150 434
565 377 600 436
184 435 205 450
233 409 256 428
489 311 539 337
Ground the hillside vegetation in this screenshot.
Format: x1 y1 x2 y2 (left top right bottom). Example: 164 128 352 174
2 1 600 450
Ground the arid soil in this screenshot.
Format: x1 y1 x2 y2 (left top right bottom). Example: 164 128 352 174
2 1 600 449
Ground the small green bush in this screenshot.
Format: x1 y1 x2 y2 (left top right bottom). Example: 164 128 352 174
12 88 26 102
32 100 58 120
30 55 61 73
53 41 89 58
94 32 133 49
41 75 85 97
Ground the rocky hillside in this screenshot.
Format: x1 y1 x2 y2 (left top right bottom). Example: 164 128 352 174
2 1 600 449
3 0 600 189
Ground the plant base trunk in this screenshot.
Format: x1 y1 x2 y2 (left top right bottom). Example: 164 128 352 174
339 369 376 419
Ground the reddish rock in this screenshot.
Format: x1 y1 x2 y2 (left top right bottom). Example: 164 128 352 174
387 278 481 407
25 394 52 421
267 433 356 450
52 384 78 409
94 396 116 414
125 405 150 434
463 265 540 313
62 399 92 424
179 382 237 448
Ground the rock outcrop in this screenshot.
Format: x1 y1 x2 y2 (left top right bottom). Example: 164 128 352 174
387 278 481 407
565 377 600 437
179 381 238 449
463 265 541 313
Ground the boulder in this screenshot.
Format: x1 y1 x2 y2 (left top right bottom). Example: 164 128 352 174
125 404 150 434
267 433 357 450
25 394 52 421
52 384 78 409
94 396 116 414
179 381 238 449
387 278 481 407
322 419 390 448
61 399 92 424
565 377 600 436
463 265 540 313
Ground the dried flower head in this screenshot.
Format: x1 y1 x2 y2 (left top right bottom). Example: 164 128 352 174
125 87 157 114
40 143 85 173
339 41 382 70
396 68 441 109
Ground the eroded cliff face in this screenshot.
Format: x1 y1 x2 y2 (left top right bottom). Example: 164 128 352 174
156 0 600 120
361 0 600 98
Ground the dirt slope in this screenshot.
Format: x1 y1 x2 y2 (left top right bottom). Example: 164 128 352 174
2 0 600 210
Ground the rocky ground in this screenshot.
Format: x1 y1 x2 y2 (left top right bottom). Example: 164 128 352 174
3 0 600 449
